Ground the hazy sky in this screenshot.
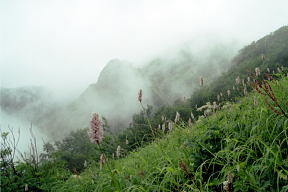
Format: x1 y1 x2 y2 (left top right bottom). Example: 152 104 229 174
1 0 287 97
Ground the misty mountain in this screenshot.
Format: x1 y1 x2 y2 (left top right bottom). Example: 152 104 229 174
41 42 236 138
2 26 287 140
0 86 55 121
1 86 45 112
144 43 235 105
44 59 151 136
0 41 236 139
188 26 288 107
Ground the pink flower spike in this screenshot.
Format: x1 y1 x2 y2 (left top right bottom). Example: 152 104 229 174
88 113 104 144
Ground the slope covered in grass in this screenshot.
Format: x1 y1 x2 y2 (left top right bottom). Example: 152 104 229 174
188 26 288 107
55 77 288 192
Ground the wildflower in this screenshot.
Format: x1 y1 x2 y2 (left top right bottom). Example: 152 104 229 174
235 76 241 85
197 115 205 122
255 67 261 76
88 113 104 144
277 67 281 73
99 154 106 170
243 87 247 96
242 79 245 86
190 112 195 120
204 109 212 117
116 145 121 158
222 102 232 109
71 175 81 179
162 123 165 132
199 76 204 87
223 173 234 192
174 112 180 123
261 54 265 60
25 184 28 191
197 105 205 111
253 96 257 106
197 102 212 112
168 122 173 131
267 67 270 73
188 118 192 127
138 89 143 103
227 89 231 97
236 164 240 172
213 101 218 110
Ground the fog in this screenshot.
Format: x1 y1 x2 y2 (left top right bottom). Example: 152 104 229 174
1 0 288 96
1 0 288 151
0 111 48 159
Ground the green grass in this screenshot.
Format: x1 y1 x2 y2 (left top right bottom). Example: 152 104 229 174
55 77 288 192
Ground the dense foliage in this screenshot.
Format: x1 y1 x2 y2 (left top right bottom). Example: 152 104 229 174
1 26 288 191
55 77 288 191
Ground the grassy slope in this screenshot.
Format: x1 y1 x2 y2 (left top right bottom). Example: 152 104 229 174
188 26 288 108
56 77 288 192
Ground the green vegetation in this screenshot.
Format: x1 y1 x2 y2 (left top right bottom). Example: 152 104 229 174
55 77 288 192
1 26 288 191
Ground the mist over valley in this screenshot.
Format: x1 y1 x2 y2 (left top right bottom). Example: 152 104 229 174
1 1 288 191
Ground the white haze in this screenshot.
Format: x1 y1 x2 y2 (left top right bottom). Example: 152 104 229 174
0 0 288 153
1 0 288 98
0 111 48 159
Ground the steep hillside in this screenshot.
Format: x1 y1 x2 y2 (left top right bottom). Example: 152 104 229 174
3 26 287 139
2 26 288 192
189 26 288 107
26 42 237 138
55 77 288 192
38 26 288 138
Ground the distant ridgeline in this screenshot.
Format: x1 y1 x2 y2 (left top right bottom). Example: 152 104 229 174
0 26 287 139
1 26 288 192
52 25 288 191
188 25 288 108
111 25 288 155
